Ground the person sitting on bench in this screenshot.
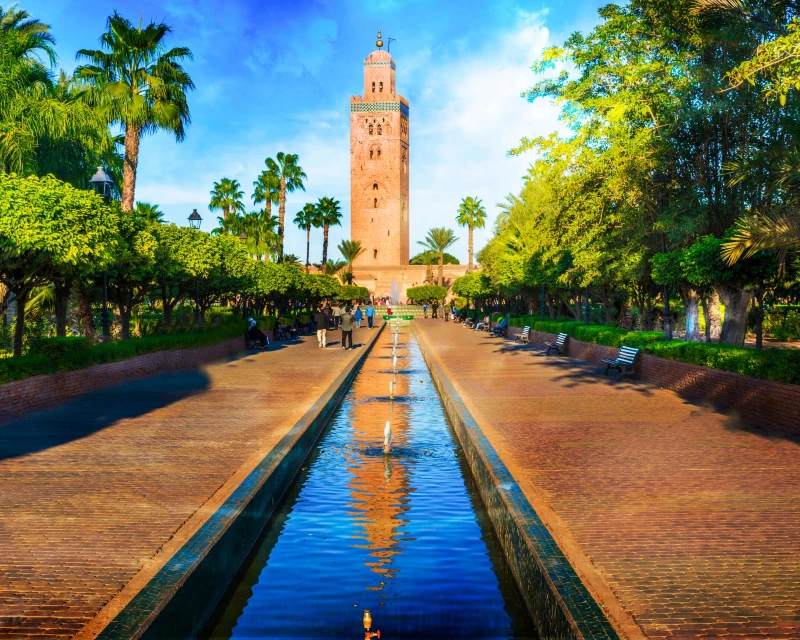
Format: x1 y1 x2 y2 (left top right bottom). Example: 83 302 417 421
247 317 269 348
474 315 490 331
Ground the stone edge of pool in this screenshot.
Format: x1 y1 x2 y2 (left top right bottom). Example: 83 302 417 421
413 325 621 640
93 324 385 640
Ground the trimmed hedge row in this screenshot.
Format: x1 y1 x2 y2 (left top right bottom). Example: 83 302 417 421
0 320 246 385
507 317 800 385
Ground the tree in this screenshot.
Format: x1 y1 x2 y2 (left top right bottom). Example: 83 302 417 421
410 251 459 265
209 177 245 222
407 285 447 304
0 174 117 354
722 213 800 273
75 11 194 212
253 168 279 217
456 196 487 272
294 203 320 271
265 152 306 262
338 239 365 276
418 228 458 286
135 201 164 223
316 196 342 267
240 210 278 261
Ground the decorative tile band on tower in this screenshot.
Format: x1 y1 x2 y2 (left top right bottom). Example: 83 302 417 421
350 101 410 116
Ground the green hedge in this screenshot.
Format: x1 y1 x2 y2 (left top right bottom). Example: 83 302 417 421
511 318 800 385
0 320 246 385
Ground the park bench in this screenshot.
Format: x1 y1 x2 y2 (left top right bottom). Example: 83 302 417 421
491 318 508 337
515 326 531 344
545 333 568 356
602 346 640 379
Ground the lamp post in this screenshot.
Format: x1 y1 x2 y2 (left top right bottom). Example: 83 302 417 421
188 210 203 323
650 172 673 341
90 166 114 340
584 286 591 325
238 232 248 319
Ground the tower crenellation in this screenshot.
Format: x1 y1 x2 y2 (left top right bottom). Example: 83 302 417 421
350 32 409 267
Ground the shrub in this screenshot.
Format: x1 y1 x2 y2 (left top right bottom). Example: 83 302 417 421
0 319 246 385
764 310 800 342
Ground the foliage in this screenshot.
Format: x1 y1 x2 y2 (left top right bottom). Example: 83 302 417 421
209 177 245 221
265 152 306 262
338 284 370 301
763 309 800 341
407 285 447 303
410 252 459 265
0 319 245 385
452 272 494 300
418 227 458 286
316 196 342 266
456 196 487 271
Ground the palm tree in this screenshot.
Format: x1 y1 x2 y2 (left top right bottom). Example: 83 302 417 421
283 253 302 268
209 178 245 221
338 239 365 275
418 228 459 286
456 196 487 272
135 201 164 223
317 196 343 267
253 169 280 218
722 212 800 273
315 258 347 276
416 249 438 284
240 210 279 260
294 203 320 272
264 152 307 262
75 12 194 212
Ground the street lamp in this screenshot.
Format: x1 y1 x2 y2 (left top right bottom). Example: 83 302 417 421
584 286 591 325
650 171 673 341
188 210 203 322
89 166 114 340
188 209 202 230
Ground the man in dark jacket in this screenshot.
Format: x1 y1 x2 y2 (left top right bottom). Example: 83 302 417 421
313 308 329 348
340 307 354 350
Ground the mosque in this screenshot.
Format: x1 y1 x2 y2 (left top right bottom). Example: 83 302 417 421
349 31 468 303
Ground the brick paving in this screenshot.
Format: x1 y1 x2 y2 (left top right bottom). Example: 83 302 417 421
0 328 378 639
416 320 800 640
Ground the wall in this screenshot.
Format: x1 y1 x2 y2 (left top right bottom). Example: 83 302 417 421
508 327 800 433
0 336 247 423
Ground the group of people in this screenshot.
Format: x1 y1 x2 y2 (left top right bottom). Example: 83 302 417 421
313 301 377 350
422 301 457 323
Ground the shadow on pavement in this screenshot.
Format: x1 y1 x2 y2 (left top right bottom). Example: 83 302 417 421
0 368 213 462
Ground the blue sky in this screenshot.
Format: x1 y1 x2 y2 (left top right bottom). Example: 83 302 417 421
26 0 607 263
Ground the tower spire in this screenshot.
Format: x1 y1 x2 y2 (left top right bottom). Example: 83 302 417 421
376 29 383 49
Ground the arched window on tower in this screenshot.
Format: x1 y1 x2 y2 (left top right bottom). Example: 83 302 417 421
373 249 378 259
371 81 375 92
374 198 378 208
369 124 373 134
379 81 383 92
377 149 381 159
377 124 382 135
370 150 373 159
373 183 378 190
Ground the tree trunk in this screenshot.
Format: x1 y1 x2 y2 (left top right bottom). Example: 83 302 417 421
75 284 96 339
54 276 72 338
278 178 286 263
701 295 711 341
683 288 701 342
707 291 722 340
468 226 474 273
715 284 752 347
13 289 28 357
438 252 444 286
121 124 141 212
162 284 173 326
306 226 311 272
119 304 132 340
322 223 329 267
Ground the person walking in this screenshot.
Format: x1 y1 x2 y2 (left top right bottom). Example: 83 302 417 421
313 307 329 348
432 301 439 319
354 305 363 328
443 301 451 322
332 303 342 330
423 303 428 319
366 301 375 329
324 303 333 329
341 306 354 350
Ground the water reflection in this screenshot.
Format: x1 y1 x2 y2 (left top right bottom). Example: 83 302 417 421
202 328 537 639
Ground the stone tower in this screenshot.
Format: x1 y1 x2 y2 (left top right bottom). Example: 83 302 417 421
350 30 410 267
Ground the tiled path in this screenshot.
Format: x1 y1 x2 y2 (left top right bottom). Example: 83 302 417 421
416 320 800 640
0 328 379 639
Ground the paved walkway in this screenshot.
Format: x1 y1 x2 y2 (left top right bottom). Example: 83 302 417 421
416 320 800 640
0 327 378 639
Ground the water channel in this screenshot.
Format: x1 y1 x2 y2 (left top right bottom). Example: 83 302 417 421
202 323 537 639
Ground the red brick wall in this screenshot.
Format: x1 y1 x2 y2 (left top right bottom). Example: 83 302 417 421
508 328 800 432
0 336 246 423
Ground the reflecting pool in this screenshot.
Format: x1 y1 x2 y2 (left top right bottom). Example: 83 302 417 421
203 326 536 639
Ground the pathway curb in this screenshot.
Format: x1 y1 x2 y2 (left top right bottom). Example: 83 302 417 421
94 326 384 640
414 324 620 640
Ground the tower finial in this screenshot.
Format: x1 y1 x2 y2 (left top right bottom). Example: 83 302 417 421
376 29 383 49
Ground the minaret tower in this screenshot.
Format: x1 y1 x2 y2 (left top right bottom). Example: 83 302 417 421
350 30 410 266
